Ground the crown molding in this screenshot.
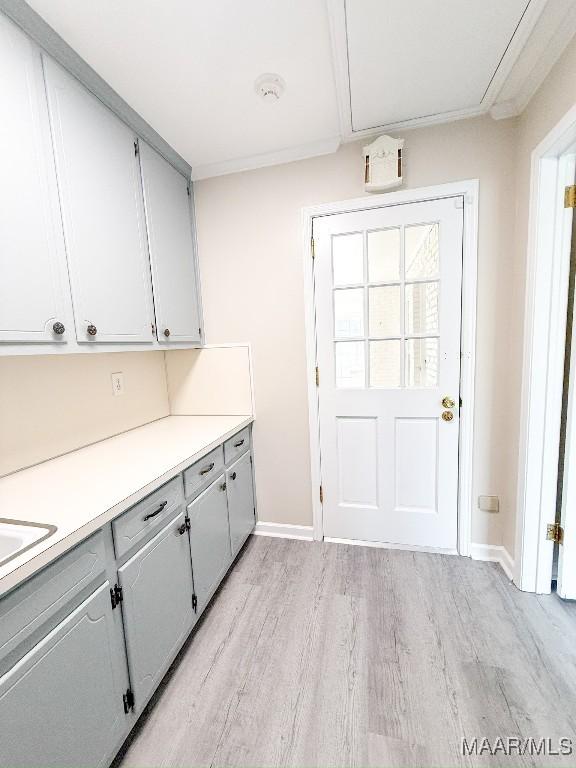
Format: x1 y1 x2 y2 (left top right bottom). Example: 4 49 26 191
191 137 341 181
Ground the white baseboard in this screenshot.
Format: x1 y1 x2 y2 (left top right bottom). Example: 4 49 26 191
254 521 314 541
470 543 515 580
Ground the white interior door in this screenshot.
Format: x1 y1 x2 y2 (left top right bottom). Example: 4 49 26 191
314 197 463 549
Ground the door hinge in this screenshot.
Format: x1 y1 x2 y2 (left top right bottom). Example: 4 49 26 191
547 522 564 544
110 584 123 609
187 184 191 197
134 140 139 157
123 688 135 714
185 514 191 531
311 236 315 259
192 593 198 613
565 185 576 208
151 322 156 335
319 485 324 504
198 327 202 337
315 366 320 387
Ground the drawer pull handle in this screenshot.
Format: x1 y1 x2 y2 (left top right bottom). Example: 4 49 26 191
231 472 237 480
234 439 245 448
199 462 215 476
143 500 168 521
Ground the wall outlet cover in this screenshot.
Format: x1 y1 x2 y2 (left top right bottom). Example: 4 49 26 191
478 494 499 513
111 372 125 396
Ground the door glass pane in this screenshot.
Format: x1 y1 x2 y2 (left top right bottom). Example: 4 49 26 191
369 340 400 388
332 232 363 286
405 223 439 279
368 228 400 282
335 341 365 388
334 288 364 338
369 285 400 337
405 338 439 387
405 281 439 334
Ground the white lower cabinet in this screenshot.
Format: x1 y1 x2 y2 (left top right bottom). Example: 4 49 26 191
187 476 232 613
227 452 256 557
118 510 194 709
0 582 129 768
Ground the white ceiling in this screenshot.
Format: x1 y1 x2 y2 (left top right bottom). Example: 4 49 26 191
24 0 576 178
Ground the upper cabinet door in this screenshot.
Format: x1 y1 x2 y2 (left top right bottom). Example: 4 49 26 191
0 16 70 343
139 142 202 343
43 58 154 343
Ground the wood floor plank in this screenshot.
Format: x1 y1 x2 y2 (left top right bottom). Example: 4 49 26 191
115 537 576 768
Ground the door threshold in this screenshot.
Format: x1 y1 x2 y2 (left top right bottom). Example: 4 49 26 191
324 536 459 556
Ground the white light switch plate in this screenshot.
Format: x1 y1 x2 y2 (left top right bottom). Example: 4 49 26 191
111 372 124 396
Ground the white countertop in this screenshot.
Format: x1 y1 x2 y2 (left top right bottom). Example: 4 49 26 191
0 414 253 597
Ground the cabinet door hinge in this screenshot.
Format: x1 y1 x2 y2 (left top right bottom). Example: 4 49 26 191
192 593 198 613
565 185 576 208
319 485 324 504
198 327 202 337
134 140 139 157
185 514 191 531
315 366 320 387
311 236 315 259
151 322 156 335
187 184 191 197
547 522 564 544
123 688 135 714
110 584 123 609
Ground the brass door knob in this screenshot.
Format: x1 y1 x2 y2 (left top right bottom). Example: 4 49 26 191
442 396 455 409
442 411 454 422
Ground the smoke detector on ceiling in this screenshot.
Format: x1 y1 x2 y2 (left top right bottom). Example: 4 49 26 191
255 73 285 102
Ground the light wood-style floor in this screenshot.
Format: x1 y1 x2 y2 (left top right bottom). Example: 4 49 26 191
115 536 576 767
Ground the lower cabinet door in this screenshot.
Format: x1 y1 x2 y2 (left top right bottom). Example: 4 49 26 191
118 510 194 709
0 582 128 768
187 476 231 613
227 452 256 556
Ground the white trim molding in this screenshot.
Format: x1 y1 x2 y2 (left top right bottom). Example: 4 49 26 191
515 103 576 594
253 522 314 541
301 179 479 555
191 137 341 181
470 543 515 581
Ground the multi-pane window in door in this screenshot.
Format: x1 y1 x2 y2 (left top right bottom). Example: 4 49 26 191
332 223 440 388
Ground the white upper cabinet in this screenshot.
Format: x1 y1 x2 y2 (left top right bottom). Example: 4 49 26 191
43 58 154 343
139 142 201 343
0 16 71 343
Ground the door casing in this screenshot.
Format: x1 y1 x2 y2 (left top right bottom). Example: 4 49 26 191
302 180 479 554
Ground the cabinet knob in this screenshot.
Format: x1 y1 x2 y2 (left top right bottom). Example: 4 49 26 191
231 472 237 480
163 328 170 337
52 321 65 335
87 324 97 336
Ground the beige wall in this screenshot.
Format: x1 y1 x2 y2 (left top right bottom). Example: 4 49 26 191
195 115 518 543
0 351 169 476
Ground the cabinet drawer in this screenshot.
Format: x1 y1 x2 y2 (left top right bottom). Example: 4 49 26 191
224 427 251 465
0 531 106 663
184 445 224 499
112 477 183 559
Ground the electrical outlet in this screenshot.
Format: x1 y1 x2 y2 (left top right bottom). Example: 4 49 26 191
111 372 124 396
478 495 499 513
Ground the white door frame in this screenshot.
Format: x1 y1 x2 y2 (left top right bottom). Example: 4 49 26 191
302 179 479 553
515 105 576 593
